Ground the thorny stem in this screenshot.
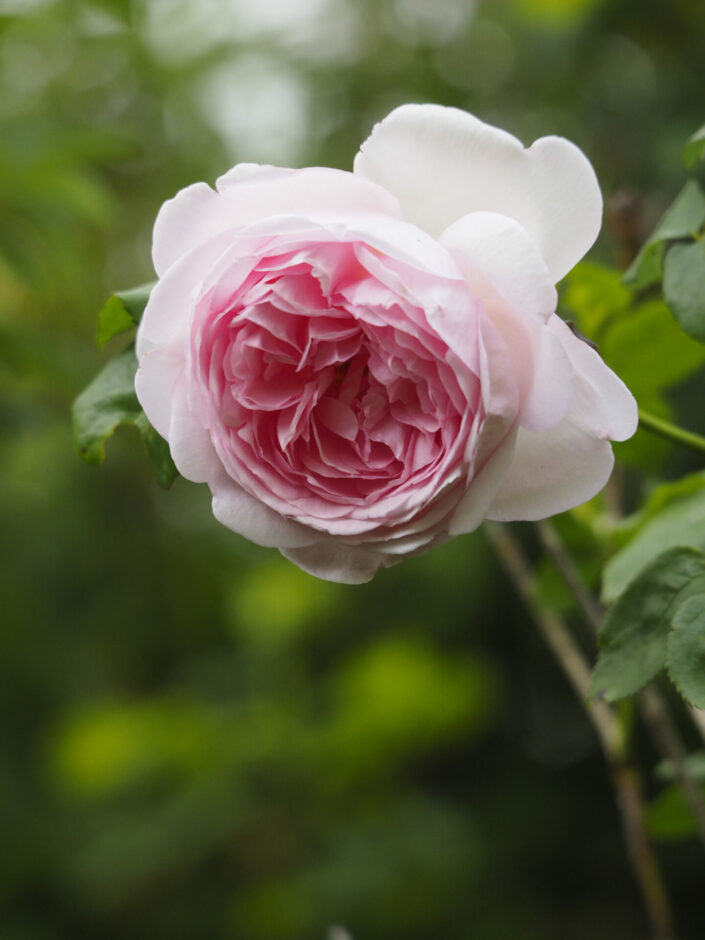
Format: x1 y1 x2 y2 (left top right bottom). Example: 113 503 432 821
638 408 705 456
535 519 705 854
485 521 676 940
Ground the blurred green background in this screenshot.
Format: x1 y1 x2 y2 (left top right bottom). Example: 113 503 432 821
3 0 705 937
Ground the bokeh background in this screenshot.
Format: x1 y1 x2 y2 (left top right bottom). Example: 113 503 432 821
3 0 705 937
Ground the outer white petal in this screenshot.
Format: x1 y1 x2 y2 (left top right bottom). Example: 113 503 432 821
487 418 615 521
210 472 319 550
354 104 602 282
152 166 403 277
487 319 636 520
134 344 183 439
549 316 637 442
440 211 557 321
449 427 517 535
441 211 573 432
168 379 220 484
281 540 391 584
137 228 243 358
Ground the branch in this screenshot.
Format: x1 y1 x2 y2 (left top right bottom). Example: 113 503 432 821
535 519 705 854
485 521 676 940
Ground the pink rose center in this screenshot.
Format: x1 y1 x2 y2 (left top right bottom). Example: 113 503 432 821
190 239 483 530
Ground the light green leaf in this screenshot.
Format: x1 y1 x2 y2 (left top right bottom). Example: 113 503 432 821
615 471 705 544
663 239 705 343
666 592 705 707
647 783 705 841
655 751 705 784
96 282 154 348
602 488 705 602
683 123 705 170
599 298 705 397
561 261 631 340
623 180 705 289
72 345 177 487
590 547 705 702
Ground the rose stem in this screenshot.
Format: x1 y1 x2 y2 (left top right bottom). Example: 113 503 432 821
484 521 676 940
638 408 705 456
535 519 705 855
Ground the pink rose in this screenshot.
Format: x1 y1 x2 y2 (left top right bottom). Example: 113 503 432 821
135 104 637 583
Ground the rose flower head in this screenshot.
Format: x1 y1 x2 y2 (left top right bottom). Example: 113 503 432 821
135 104 637 583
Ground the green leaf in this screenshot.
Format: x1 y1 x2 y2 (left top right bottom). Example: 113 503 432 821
655 751 705 784
72 345 177 487
615 471 705 544
683 123 705 170
648 180 705 241
647 782 705 841
138 414 179 489
602 488 705 602
561 261 631 340
663 239 705 343
623 180 705 289
622 240 666 291
96 282 154 348
666 592 705 707
599 298 705 398
590 547 705 702
73 346 144 464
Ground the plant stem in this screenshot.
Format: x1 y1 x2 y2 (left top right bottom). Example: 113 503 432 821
638 408 705 456
535 519 705 854
485 521 676 940
639 687 705 849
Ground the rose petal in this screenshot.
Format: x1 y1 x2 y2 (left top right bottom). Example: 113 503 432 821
281 539 390 583
486 417 616 522
134 344 183 438
549 315 637 442
168 379 220 484
153 167 404 277
440 211 557 322
210 470 319 549
354 103 602 282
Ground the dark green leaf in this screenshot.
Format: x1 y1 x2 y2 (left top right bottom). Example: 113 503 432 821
96 282 154 348
137 414 179 489
623 180 705 289
591 547 705 702
663 239 705 343
602 488 705 602
649 180 705 241
73 346 144 464
72 345 177 487
666 592 705 707
683 123 705 169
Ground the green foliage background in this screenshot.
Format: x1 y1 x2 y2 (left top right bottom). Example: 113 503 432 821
3 0 705 937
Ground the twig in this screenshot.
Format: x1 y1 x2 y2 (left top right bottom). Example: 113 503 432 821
639 688 705 849
535 519 705 854
485 521 676 940
638 409 705 457
534 520 603 633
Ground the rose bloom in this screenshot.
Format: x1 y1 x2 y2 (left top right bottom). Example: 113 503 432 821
136 104 637 583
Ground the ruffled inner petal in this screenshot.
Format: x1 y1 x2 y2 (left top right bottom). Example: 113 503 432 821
188 233 492 535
